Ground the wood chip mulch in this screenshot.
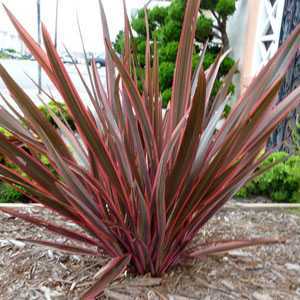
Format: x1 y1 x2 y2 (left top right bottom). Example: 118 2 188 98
0 204 299 300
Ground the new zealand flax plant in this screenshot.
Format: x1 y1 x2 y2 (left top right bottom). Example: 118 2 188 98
0 0 300 298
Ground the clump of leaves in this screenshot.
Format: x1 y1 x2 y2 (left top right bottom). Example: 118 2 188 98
0 1 300 298
291 113 300 153
114 0 237 106
0 127 12 138
39 100 75 130
0 183 24 203
236 152 300 203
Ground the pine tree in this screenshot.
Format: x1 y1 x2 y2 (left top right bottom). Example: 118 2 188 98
114 0 237 106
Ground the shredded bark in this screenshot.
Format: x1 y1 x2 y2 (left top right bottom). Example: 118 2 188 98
0 202 299 299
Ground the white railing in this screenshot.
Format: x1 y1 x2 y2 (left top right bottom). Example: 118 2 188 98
253 0 285 73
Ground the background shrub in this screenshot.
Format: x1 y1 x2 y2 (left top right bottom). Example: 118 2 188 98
236 152 300 203
0 121 61 203
114 0 237 107
39 100 75 130
0 183 25 203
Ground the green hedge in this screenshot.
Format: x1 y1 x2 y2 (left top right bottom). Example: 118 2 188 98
0 100 70 203
0 183 25 203
236 152 300 203
38 100 75 130
113 0 238 107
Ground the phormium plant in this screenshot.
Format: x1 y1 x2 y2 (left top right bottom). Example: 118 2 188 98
0 0 300 298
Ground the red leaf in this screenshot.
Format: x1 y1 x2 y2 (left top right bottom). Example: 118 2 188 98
81 255 131 299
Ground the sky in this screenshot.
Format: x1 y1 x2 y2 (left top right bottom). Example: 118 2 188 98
0 0 151 54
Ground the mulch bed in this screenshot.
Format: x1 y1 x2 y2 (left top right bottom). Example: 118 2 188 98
0 204 299 300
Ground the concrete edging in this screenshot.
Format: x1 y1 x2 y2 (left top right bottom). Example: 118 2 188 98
0 203 300 209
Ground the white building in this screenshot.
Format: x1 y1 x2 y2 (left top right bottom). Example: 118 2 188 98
228 0 285 95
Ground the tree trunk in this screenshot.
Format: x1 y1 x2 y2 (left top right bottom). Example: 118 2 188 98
269 0 300 151
220 19 230 51
221 27 230 51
